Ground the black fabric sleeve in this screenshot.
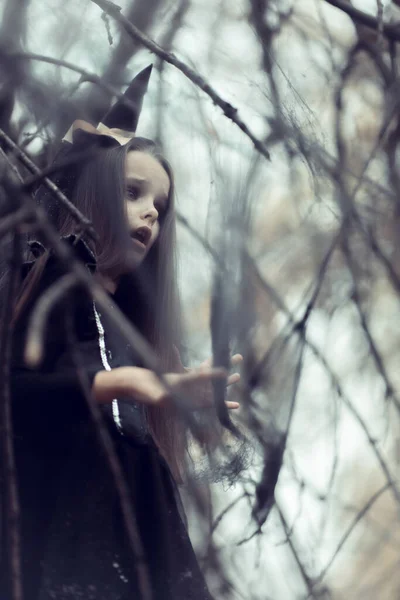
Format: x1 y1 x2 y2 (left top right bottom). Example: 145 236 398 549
11 252 103 446
10 365 102 449
11 366 100 421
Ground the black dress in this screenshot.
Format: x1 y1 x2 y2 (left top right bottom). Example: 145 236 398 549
1 237 213 600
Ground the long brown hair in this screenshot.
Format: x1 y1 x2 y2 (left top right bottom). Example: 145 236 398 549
15 137 186 480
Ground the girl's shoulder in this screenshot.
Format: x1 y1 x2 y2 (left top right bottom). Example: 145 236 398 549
14 235 98 371
21 233 97 280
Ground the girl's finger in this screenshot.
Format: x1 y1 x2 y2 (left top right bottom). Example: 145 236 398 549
227 372 240 386
199 357 212 369
183 367 227 383
225 401 240 409
231 353 243 365
205 367 227 379
200 354 243 370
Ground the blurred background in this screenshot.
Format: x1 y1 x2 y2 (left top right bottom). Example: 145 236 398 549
2 0 400 598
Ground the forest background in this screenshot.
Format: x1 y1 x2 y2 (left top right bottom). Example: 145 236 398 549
1 0 400 598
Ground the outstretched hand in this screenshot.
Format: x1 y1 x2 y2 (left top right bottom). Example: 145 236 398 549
163 367 230 409
171 349 243 410
198 353 243 386
93 355 243 410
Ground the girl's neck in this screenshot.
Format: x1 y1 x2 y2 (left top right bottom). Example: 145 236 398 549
95 272 119 295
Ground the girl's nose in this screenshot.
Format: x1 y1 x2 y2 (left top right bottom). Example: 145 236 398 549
141 202 158 223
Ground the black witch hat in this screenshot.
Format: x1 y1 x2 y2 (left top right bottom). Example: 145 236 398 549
35 65 153 223
101 64 153 134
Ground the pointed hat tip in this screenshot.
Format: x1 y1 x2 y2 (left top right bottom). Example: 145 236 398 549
124 64 153 98
101 64 153 131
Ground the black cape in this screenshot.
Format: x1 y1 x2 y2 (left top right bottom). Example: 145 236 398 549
0 236 213 600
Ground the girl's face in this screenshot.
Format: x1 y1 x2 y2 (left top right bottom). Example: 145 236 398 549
125 150 170 265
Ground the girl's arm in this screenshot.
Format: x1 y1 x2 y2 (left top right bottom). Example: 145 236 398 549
93 365 240 410
10 364 235 442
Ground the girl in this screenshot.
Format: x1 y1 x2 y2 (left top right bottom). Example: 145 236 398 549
1 68 241 599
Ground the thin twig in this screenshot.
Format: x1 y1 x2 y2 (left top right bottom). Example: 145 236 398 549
0 206 34 238
24 274 78 366
248 252 400 509
90 0 271 161
276 503 318 599
0 128 96 240
0 231 23 600
343 234 400 409
8 51 126 102
154 0 189 146
314 482 391 585
324 0 400 43
210 492 248 536
101 11 114 45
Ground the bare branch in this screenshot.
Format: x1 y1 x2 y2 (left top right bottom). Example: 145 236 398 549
277 503 319 599
0 231 23 600
0 152 24 599
24 273 78 367
315 482 391 584
247 251 400 509
0 128 97 240
0 206 34 238
8 51 125 101
90 0 271 161
324 0 400 42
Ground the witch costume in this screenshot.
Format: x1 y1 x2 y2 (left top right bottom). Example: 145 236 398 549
0 67 213 600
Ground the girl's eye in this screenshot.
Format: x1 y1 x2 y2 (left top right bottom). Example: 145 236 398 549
127 186 140 200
